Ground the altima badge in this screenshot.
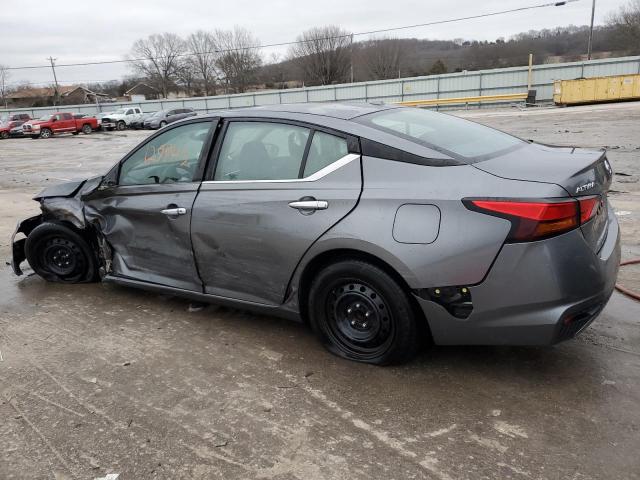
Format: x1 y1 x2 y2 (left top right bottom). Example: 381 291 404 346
576 181 595 194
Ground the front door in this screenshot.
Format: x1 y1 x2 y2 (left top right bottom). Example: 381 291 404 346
53 113 75 133
191 120 362 305
84 119 215 291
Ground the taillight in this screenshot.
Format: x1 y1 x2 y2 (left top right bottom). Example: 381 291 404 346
578 196 599 224
464 197 600 242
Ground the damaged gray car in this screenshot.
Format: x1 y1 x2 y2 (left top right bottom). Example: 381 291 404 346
11 103 620 365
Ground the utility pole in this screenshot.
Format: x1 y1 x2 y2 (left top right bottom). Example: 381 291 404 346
47 56 60 106
587 0 596 60
350 33 354 83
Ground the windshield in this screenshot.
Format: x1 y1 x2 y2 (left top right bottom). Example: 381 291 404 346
357 108 525 161
114 108 127 115
150 111 165 118
38 114 52 121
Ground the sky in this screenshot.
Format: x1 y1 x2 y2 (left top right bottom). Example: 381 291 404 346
0 0 630 88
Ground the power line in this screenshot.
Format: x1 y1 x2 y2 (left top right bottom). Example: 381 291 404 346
5 0 581 71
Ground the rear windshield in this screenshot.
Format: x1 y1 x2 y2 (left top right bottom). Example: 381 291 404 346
356 108 524 161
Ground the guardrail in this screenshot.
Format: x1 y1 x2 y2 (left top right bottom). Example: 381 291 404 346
396 92 529 107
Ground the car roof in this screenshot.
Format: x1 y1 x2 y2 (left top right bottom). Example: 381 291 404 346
224 102 399 120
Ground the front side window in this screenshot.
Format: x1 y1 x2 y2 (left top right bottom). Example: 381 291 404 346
357 108 524 160
214 122 310 181
119 122 210 186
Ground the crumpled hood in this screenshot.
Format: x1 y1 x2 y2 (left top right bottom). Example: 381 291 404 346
34 176 103 200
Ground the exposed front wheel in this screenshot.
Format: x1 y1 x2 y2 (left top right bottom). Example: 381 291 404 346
308 260 420 365
25 222 98 283
82 124 92 134
40 128 52 139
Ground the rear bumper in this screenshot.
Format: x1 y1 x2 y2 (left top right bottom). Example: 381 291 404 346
418 206 621 345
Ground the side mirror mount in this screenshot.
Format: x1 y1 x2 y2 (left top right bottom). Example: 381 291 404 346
99 164 119 190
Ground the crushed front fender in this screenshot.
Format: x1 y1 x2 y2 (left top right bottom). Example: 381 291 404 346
11 214 43 275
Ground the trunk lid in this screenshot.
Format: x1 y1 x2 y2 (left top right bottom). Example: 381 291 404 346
473 142 613 252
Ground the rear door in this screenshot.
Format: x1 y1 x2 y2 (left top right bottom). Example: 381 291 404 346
191 119 362 305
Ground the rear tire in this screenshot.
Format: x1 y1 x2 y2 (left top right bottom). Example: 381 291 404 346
25 222 98 283
82 124 92 134
0 131 8 139
308 260 420 365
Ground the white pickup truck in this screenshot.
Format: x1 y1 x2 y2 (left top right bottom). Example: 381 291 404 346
100 107 144 131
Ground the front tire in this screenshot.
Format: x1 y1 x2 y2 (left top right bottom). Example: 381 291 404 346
25 222 98 283
159 121 167 128
116 121 126 131
308 260 420 365
40 128 52 139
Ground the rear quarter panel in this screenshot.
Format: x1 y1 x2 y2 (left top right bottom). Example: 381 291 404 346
293 156 570 291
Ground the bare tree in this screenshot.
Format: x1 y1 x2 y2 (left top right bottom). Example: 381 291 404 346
0 65 10 109
129 33 186 98
359 38 405 80
187 30 219 96
214 27 262 94
176 58 199 96
607 0 640 53
289 26 352 85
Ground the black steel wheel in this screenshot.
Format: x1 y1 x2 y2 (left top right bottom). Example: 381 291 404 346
308 260 420 365
25 222 98 283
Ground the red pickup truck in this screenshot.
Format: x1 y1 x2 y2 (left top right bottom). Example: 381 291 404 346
0 114 31 139
23 112 99 139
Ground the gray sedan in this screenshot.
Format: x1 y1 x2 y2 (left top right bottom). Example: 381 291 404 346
144 108 197 129
11 103 620 364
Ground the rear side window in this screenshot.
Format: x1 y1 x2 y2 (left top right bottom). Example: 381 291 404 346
357 108 524 160
304 132 348 177
62 113 72 120
214 122 310 181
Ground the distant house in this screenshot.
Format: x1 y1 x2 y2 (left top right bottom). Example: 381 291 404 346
7 85 109 108
124 83 161 101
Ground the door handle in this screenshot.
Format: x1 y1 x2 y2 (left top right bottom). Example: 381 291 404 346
161 207 187 216
288 200 329 211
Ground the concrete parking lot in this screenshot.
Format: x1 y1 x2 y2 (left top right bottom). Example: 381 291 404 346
1 102 639 480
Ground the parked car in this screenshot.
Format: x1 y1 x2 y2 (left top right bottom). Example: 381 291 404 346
22 112 99 138
100 107 144 131
144 108 196 129
11 103 620 365
0 114 31 139
129 111 157 130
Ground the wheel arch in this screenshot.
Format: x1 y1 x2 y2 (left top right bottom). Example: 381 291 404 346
295 247 431 339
